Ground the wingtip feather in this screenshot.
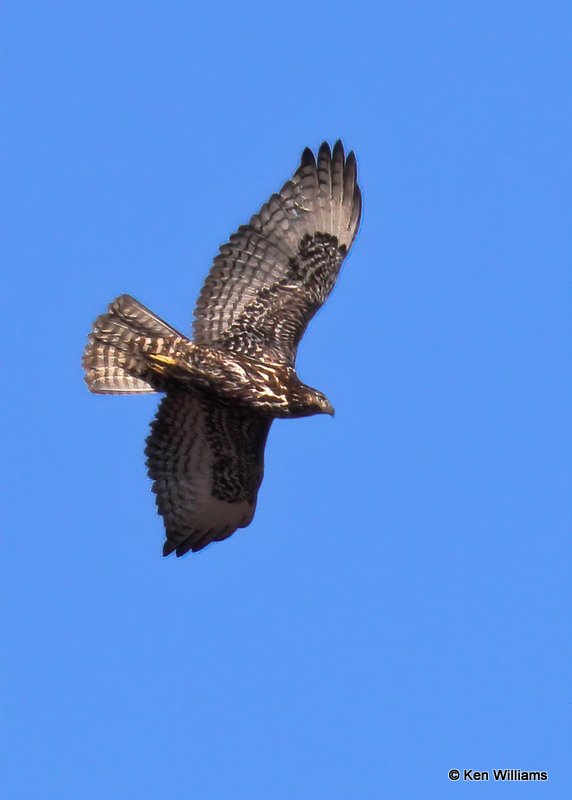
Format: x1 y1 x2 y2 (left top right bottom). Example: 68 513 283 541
162 541 177 557
300 147 316 168
317 141 332 161
332 139 345 162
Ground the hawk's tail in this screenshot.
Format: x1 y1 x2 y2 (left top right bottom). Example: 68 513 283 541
83 294 185 394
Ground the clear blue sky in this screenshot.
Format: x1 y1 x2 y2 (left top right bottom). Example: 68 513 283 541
3 2 570 799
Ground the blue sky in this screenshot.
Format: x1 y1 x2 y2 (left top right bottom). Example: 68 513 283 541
2 2 571 798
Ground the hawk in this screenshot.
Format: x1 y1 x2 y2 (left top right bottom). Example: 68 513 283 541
83 141 362 556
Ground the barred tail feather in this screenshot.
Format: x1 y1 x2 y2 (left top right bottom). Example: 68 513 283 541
83 294 185 394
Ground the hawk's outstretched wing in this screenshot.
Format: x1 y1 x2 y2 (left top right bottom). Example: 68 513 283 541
192 141 361 367
145 390 271 556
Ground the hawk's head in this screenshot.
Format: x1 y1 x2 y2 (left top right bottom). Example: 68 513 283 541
289 384 335 418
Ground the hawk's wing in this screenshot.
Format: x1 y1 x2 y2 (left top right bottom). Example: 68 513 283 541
192 141 361 366
145 390 271 556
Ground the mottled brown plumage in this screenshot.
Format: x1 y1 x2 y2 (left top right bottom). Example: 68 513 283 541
83 141 361 556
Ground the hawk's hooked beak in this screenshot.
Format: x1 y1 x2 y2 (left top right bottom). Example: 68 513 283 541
324 400 335 417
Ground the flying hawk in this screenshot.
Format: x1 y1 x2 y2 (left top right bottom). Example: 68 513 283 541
83 141 362 556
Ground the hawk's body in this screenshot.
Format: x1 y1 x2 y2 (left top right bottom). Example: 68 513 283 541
83 142 361 556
